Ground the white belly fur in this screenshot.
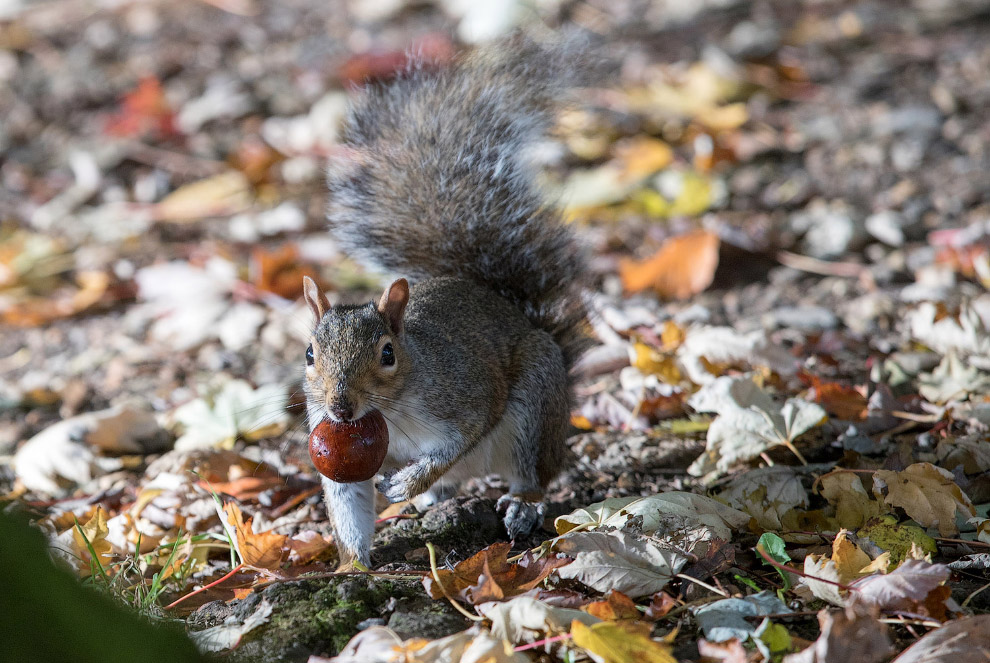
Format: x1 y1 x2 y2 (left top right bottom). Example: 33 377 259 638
378 394 526 487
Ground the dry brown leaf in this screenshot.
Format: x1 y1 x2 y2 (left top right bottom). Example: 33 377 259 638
891 614 990 663
810 381 869 421
850 559 952 620
619 230 720 298
783 605 890 663
153 172 252 222
422 542 571 604
872 462 976 536
221 502 287 569
250 244 321 300
819 471 883 529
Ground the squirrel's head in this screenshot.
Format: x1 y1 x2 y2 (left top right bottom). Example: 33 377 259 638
302 276 410 423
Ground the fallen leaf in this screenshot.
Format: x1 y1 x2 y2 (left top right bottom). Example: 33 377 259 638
620 230 720 298
919 351 990 403
693 592 791 645
153 172 252 222
801 530 873 606
687 377 826 478
850 559 952 620
872 462 976 536
631 342 682 384
189 598 273 653
613 136 675 182
481 596 599 645
891 614 990 663
856 515 937 564
105 76 179 139
170 379 291 450
13 404 164 496
554 492 750 541
719 466 808 531
570 619 676 663
809 380 869 421
677 327 796 385
250 244 318 300
422 542 571 604
782 605 890 663
584 591 641 621
552 530 686 598
936 436 990 474
697 638 752 663
819 471 883 529
219 503 286 569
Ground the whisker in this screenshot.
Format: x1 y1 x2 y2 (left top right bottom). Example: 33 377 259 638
365 394 449 438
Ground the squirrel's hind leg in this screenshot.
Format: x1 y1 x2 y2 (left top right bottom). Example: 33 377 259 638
496 331 570 539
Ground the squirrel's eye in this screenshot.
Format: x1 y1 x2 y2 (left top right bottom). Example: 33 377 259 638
381 342 395 367
305 344 314 366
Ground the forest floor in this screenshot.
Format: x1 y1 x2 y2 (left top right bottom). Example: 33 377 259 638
3 0 990 661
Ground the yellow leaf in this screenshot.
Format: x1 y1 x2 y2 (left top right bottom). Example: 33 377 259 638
660 321 686 351
631 343 682 383
614 137 674 182
73 507 113 574
570 620 676 663
831 529 872 579
696 102 748 132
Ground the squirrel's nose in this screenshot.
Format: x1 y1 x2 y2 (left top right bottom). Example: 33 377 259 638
328 402 354 422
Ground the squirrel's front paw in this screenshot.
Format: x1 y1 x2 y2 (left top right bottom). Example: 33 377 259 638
496 494 546 540
377 464 431 503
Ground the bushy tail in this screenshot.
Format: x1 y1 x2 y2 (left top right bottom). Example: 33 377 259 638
326 33 592 368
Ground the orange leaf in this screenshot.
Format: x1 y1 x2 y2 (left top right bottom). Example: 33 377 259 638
619 230 720 298
222 503 287 569
585 591 641 621
250 245 322 300
105 76 178 139
422 542 571 605
814 382 869 421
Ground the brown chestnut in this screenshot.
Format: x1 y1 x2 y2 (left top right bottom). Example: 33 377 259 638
308 410 389 483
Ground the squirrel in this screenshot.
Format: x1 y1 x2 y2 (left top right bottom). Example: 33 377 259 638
301 34 591 567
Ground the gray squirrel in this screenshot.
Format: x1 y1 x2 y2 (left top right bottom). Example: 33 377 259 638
301 34 591 567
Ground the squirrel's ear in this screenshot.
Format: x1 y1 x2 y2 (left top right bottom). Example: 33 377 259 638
377 278 409 334
302 276 327 323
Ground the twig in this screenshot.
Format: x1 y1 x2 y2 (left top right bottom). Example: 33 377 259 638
166 563 244 610
755 545 856 592
515 634 572 652
426 543 484 622
776 251 868 279
963 581 990 608
676 573 729 598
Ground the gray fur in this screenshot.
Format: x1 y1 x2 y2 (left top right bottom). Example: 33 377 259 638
311 36 591 567
326 34 591 368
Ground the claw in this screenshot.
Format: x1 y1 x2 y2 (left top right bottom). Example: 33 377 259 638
496 494 545 539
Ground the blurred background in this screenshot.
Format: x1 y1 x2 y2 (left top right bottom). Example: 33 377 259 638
3 0 990 653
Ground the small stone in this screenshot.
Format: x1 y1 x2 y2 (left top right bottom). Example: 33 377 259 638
865 211 907 246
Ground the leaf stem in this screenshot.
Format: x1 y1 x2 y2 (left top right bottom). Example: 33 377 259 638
426 542 484 622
